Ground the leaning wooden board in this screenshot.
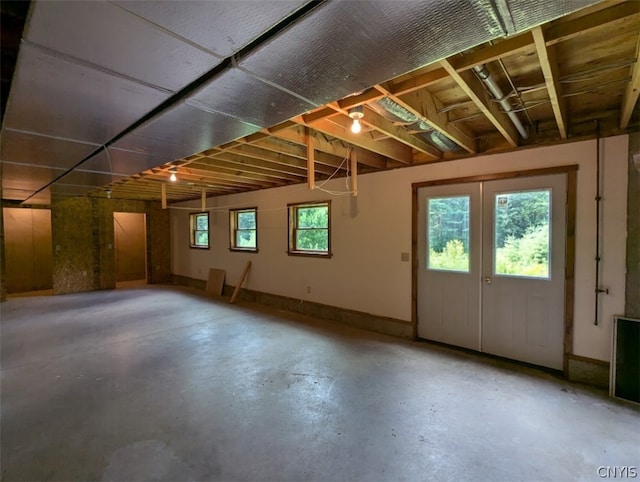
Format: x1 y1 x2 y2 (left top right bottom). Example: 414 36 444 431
205 268 226 297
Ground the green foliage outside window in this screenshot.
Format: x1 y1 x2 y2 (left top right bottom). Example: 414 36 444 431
233 209 257 249
290 204 330 254
494 190 550 277
191 213 209 248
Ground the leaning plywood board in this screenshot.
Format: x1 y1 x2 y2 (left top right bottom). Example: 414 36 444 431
205 268 226 297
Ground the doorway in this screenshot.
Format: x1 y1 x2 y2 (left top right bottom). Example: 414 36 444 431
415 170 573 370
113 212 147 287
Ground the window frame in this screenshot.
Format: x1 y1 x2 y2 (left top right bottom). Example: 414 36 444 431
189 212 210 249
229 207 258 252
287 200 332 258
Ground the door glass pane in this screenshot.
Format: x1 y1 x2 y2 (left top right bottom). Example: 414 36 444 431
427 196 470 272
494 189 550 278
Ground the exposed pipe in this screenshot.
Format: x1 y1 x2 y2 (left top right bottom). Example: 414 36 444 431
594 120 609 326
473 65 528 139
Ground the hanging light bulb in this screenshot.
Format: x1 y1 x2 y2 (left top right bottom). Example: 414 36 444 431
169 167 177 182
348 106 364 134
351 118 362 134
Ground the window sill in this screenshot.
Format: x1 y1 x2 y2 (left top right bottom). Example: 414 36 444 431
229 247 258 253
287 250 333 259
190 245 210 250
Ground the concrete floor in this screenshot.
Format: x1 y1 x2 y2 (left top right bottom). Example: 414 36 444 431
1 286 638 481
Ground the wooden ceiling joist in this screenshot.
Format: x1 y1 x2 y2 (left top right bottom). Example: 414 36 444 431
248 138 347 171
213 145 320 176
193 155 305 182
440 59 519 147
545 1 640 46
375 84 476 154
268 124 389 169
325 101 442 160
532 26 568 139
620 34 640 129
296 116 413 164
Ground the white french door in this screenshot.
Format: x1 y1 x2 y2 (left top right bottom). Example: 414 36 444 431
417 174 566 369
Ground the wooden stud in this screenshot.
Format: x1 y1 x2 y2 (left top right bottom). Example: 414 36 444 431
161 183 166 209
201 188 206 211
306 127 315 190
350 150 358 196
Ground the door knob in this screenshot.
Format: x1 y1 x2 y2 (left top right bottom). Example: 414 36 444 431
483 276 492 285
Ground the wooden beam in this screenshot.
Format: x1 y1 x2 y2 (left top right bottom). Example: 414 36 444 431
326 101 441 159
350 150 357 196
296 116 413 164
194 156 303 183
268 124 389 169
221 144 333 174
621 34 640 129
206 152 307 179
376 84 476 153
450 33 534 73
545 1 640 46
179 163 289 187
532 27 568 139
440 59 518 147
386 68 449 96
246 138 346 172
306 127 315 190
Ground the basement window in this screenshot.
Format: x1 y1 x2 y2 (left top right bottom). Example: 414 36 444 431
190 212 209 249
288 201 331 257
230 208 257 252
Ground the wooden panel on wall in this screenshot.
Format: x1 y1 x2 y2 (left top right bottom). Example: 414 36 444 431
51 197 170 295
114 212 146 282
3 207 52 293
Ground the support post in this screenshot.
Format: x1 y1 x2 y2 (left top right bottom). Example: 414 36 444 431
350 150 358 196
306 127 315 190
161 183 167 209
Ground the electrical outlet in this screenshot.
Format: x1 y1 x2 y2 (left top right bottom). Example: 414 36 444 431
306 286 311 294
82 271 87 277
401 252 410 262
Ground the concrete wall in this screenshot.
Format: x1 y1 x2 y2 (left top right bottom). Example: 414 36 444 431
114 212 146 282
3 207 52 293
627 130 640 318
171 135 629 363
52 198 170 295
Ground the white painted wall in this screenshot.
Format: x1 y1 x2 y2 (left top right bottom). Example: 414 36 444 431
170 135 628 362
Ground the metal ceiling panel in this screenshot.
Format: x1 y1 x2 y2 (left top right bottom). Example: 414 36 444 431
189 68 315 128
24 190 51 205
3 44 170 144
1 163 66 190
50 184 97 197
25 1 221 92
113 0 311 58
238 1 506 106
59 170 127 187
112 103 258 167
2 188 35 202
0 129 99 170
79 148 152 177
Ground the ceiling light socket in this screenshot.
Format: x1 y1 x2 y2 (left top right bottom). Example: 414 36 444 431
348 105 364 120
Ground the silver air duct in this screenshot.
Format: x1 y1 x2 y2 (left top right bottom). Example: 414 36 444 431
372 98 460 152
473 65 528 139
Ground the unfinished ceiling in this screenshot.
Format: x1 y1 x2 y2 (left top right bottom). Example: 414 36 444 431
1 0 639 204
